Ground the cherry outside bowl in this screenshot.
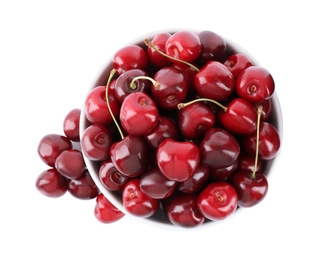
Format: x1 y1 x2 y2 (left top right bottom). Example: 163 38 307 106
80 29 283 230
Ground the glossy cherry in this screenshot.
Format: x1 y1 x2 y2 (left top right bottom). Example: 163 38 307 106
209 157 239 182
35 168 68 198
157 139 200 182
223 53 253 78
252 98 272 121
238 153 263 173
63 108 81 141
172 62 199 95
122 179 160 218
55 149 85 179
197 182 238 221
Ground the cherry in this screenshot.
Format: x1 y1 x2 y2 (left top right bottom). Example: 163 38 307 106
112 45 149 75
223 53 253 78
94 193 125 224
120 92 159 136
55 149 85 179
38 134 72 167
63 108 81 141
164 192 204 228
236 66 275 102
238 153 263 173
199 128 240 168
156 139 200 182
67 170 99 200
165 31 202 63
209 157 239 182
35 168 68 198
140 167 177 199
122 179 160 218
177 163 210 194
177 102 215 139
172 62 199 95
197 30 227 63
99 159 130 191
252 98 272 121
81 124 112 161
197 182 238 221
193 61 235 101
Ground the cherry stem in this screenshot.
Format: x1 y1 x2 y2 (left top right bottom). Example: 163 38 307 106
105 69 124 140
177 98 228 112
144 39 200 72
251 106 263 179
130 76 160 90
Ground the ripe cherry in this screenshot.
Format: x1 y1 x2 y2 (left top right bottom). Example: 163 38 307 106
238 153 263 173
55 149 85 179
223 53 253 78
252 98 272 121
209 157 239 182
63 108 81 141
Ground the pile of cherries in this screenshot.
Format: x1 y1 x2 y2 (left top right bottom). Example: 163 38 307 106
36 30 281 228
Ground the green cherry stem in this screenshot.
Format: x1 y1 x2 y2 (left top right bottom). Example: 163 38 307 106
105 69 124 140
130 76 160 90
177 98 228 112
144 39 200 72
251 105 263 179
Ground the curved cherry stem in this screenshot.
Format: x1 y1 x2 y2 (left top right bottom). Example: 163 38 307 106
177 98 228 112
130 76 160 90
251 106 263 179
144 39 200 72
105 69 124 140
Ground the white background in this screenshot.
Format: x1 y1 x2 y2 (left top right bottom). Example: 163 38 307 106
1 0 312 259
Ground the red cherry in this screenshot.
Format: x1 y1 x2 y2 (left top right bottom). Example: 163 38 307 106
112 45 148 75
55 149 85 179
236 66 275 102
63 108 81 141
197 182 238 221
252 98 272 121
38 134 72 167
172 62 199 95
156 139 200 182
94 193 125 224
35 168 68 198
120 92 159 136
210 157 239 182
238 153 263 173
223 53 253 78
122 179 160 218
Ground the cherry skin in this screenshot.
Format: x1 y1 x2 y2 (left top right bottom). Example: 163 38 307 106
120 92 159 136
238 153 263 173
152 67 188 110
231 171 268 207
63 108 81 141
112 45 149 75
94 193 125 224
193 61 235 101
35 168 68 198
223 53 253 78
197 30 227 63
122 179 160 218
252 98 272 121
140 167 177 199
197 182 238 221
164 192 205 228
199 128 240 168
236 66 275 103
81 124 112 161
157 139 200 182
67 170 99 200
178 102 215 139
209 157 239 182
99 159 130 191
110 135 149 177
38 134 72 167
165 30 202 63
217 98 257 135
114 69 151 103
172 62 199 95
55 149 85 180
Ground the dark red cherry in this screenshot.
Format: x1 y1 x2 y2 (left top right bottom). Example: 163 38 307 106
55 149 85 179
241 122 280 160
112 45 149 75
152 67 188 110
231 171 268 207
223 53 253 78
172 62 199 95
122 179 160 218
38 134 72 167
197 30 226 63
81 124 112 161
236 66 275 102
94 193 125 224
35 168 68 198
238 153 263 173
199 128 240 168
114 69 151 103
67 170 99 200
197 182 238 221
120 92 159 136
178 102 215 139
110 135 149 177
157 139 200 182
165 192 204 228
252 98 272 121
209 157 239 182
193 61 235 101
63 108 81 141
217 98 257 135
165 30 202 63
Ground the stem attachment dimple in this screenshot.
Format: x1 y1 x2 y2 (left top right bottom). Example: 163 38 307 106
177 98 228 112
251 105 263 179
130 76 160 90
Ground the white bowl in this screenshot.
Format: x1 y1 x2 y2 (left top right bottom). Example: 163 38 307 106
80 29 283 230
